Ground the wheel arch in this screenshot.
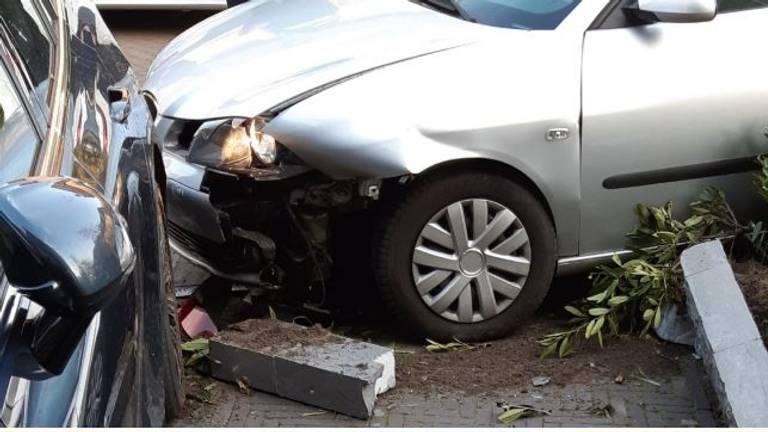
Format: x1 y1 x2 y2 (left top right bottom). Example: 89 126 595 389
383 158 557 234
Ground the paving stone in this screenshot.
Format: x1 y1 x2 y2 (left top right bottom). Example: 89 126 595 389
625 402 646 421
386 413 405 427
709 341 768 426
209 325 395 419
682 241 768 427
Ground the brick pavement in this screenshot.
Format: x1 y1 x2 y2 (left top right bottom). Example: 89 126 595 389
174 367 717 427
170 253 720 428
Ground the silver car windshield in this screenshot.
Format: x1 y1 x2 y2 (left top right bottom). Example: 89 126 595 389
416 0 581 30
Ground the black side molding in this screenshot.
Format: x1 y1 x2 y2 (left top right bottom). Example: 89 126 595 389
603 156 759 190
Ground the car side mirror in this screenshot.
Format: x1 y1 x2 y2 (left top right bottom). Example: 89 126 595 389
624 0 717 23
0 177 134 376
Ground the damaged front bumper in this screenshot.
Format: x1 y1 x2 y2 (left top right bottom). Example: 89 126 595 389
162 151 263 283
164 151 226 244
156 115 378 290
157 115 282 286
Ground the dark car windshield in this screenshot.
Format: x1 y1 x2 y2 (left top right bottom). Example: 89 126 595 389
415 0 581 30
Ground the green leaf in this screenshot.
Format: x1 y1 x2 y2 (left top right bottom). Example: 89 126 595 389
181 338 209 353
498 408 528 424
564 305 586 318
558 336 572 358
642 309 655 322
584 320 593 339
540 341 559 359
588 308 610 317
537 337 557 347
607 295 629 306
594 316 605 334
184 349 209 366
637 205 651 223
684 215 704 227
653 306 662 328
587 291 608 303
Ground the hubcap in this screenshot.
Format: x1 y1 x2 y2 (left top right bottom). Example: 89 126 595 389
459 249 485 276
411 199 531 323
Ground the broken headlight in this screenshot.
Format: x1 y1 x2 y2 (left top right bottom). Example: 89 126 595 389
187 117 277 171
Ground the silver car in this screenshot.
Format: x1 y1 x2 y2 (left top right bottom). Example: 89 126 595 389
144 0 768 341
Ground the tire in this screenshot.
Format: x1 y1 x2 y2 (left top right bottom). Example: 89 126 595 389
374 171 557 342
154 185 185 421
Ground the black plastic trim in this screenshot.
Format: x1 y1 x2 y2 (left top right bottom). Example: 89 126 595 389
602 156 759 189
588 0 624 29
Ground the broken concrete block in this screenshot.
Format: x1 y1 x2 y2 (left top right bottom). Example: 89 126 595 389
209 319 395 419
681 241 768 427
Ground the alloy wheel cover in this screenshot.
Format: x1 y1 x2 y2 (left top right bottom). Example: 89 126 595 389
411 199 532 323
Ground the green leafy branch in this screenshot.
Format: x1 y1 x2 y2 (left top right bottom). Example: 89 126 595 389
181 338 210 367
749 155 768 264
540 187 740 358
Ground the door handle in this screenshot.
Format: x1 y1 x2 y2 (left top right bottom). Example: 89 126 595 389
108 87 131 123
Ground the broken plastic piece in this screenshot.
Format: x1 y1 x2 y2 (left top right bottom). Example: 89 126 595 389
181 305 218 338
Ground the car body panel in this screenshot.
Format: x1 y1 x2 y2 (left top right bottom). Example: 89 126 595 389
0 0 174 426
580 6 768 255
143 0 509 120
265 32 585 255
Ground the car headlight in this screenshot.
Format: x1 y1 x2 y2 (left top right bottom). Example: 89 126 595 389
187 117 277 171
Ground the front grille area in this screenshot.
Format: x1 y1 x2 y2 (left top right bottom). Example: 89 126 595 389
168 219 214 264
167 220 266 284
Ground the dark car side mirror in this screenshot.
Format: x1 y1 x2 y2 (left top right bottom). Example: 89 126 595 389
624 0 717 23
0 177 134 376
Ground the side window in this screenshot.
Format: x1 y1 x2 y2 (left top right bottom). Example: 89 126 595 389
718 0 768 13
0 0 52 105
0 62 40 183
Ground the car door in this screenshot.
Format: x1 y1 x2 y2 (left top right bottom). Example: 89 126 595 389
579 0 768 256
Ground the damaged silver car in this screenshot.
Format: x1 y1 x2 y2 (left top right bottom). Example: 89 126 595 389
144 0 768 340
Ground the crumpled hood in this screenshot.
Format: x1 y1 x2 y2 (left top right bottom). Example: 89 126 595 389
144 0 494 120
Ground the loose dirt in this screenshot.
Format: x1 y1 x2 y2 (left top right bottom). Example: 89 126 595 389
179 314 692 424
213 318 344 353
732 260 768 347
387 317 688 398
180 370 232 425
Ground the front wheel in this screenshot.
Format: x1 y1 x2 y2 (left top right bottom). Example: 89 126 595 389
374 171 557 342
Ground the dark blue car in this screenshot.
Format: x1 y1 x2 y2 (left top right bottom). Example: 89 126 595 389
0 0 182 426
